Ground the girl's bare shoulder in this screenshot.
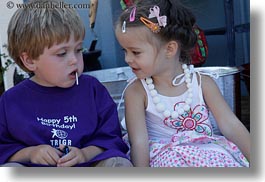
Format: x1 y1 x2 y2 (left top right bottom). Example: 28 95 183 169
125 78 146 100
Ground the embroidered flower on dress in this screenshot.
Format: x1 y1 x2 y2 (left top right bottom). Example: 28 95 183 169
163 102 212 136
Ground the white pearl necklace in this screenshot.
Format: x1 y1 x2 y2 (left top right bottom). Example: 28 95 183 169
145 64 193 119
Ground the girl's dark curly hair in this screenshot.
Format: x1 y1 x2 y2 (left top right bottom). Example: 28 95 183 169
117 0 197 64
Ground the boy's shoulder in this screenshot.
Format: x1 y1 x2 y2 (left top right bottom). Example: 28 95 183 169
1 79 28 97
79 74 109 93
80 74 102 86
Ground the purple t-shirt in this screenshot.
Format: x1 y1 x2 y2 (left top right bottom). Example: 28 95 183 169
0 75 129 166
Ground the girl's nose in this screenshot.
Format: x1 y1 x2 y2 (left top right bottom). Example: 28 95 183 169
125 54 133 64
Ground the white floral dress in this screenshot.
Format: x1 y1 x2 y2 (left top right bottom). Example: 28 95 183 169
136 71 249 167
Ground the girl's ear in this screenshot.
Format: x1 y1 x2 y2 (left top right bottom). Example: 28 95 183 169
20 52 36 71
166 41 178 58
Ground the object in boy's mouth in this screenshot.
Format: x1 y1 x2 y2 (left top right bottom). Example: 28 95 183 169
75 72 79 85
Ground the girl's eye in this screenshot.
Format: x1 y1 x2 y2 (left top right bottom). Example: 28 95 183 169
132 51 141 55
121 48 127 55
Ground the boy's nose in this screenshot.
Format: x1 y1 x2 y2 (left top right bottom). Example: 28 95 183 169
69 54 79 65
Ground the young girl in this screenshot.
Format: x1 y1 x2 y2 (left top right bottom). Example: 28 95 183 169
0 0 132 167
115 0 250 167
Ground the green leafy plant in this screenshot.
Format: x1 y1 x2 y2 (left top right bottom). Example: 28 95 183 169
0 44 15 94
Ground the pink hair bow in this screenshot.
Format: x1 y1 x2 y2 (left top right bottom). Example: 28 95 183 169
148 5 167 27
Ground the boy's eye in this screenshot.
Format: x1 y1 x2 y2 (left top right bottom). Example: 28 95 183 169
76 48 84 53
57 52 66 57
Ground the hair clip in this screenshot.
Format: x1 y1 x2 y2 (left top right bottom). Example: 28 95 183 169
122 21 126 33
148 5 167 27
139 5 167 33
140 17 161 33
129 6 136 22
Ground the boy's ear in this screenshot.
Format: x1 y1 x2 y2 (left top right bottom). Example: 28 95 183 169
166 41 178 58
20 52 36 71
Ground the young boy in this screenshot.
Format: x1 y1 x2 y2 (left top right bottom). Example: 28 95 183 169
0 0 132 167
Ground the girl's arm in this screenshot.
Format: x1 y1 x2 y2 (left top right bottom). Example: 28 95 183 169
202 75 250 161
124 80 150 166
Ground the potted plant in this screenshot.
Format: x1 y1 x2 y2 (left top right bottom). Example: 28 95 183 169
0 52 14 95
0 43 30 96
0 64 4 95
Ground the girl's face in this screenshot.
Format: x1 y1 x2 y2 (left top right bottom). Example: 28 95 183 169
116 26 167 79
31 33 84 88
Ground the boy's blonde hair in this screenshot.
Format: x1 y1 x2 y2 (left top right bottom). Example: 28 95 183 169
7 0 85 72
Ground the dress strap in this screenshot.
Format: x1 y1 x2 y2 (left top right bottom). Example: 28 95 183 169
172 65 195 86
171 65 220 106
117 76 138 130
195 68 220 105
117 76 137 111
